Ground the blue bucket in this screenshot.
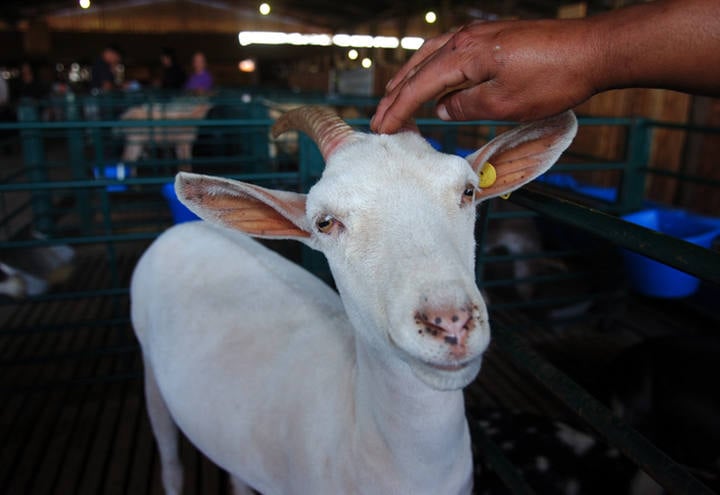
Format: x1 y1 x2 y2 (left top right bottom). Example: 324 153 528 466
621 209 720 298
93 163 129 192
161 183 200 224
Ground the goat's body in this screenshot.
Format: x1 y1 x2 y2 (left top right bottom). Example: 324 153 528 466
131 221 473 494
131 108 577 495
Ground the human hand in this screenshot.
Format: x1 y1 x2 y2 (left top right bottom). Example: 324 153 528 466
371 19 602 134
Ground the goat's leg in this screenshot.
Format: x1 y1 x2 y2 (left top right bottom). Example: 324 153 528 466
122 142 143 177
230 476 256 495
144 358 183 495
176 142 192 172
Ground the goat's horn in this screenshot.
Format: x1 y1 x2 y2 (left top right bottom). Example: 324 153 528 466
271 106 356 160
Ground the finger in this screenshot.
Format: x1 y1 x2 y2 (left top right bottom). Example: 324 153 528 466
375 49 494 134
372 49 446 132
385 32 454 93
436 82 525 122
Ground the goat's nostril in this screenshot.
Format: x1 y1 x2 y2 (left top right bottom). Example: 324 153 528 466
416 307 474 346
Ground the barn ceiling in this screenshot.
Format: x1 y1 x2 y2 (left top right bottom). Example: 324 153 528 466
2 0 627 30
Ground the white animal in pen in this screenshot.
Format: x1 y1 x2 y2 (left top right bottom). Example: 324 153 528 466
119 102 212 171
131 107 576 494
0 233 74 299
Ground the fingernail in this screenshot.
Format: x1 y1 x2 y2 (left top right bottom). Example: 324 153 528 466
370 114 377 129
385 78 395 91
437 104 450 121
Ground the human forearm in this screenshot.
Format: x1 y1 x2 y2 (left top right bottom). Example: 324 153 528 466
589 0 720 96
371 0 720 134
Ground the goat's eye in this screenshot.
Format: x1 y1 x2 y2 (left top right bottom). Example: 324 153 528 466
461 186 475 205
316 216 338 234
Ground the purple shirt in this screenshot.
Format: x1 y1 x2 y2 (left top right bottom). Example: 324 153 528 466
185 71 213 91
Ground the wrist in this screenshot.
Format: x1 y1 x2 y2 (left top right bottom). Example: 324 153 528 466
581 14 624 94
579 0 720 95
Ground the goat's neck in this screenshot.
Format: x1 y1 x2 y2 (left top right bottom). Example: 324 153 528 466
351 335 471 488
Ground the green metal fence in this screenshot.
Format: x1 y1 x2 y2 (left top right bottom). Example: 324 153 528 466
0 93 718 493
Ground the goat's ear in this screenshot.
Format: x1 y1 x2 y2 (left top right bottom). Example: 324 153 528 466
466 111 577 201
175 172 311 240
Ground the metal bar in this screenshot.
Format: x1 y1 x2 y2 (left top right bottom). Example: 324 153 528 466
642 167 720 188
17 102 52 232
0 116 640 132
65 95 93 232
475 201 492 284
0 288 129 305
0 119 277 130
0 172 300 192
0 232 159 249
645 120 720 134
621 118 649 211
491 323 715 495
549 161 629 172
511 186 720 284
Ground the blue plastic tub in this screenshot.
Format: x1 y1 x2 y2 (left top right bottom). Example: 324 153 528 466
621 209 720 298
93 163 129 192
161 183 200 224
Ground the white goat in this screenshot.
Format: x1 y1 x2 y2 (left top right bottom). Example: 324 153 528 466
119 102 212 171
130 107 577 495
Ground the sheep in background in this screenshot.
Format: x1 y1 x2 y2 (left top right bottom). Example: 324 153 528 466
131 107 577 494
0 232 74 299
119 101 212 172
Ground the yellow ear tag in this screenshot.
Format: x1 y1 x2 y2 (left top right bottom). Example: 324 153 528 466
478 162 497 188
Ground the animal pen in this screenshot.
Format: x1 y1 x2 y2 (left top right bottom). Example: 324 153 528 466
1 92 719 494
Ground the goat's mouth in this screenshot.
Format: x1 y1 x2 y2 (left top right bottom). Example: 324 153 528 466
413 355 484 391
426 361 470 372
388 333 477 373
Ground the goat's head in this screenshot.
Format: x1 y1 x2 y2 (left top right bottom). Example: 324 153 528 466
176 106 577 391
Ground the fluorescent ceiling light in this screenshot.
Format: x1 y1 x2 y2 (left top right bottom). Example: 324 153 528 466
239 31 421 49
400 37 424 50
238 32 331 46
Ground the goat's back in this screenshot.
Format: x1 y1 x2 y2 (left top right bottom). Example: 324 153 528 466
130 221 356 491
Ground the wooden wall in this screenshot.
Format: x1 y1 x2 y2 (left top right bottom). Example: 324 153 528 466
677 97 720 215
572 88 693 206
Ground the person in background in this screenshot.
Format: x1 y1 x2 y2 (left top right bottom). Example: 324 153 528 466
160 47 186 90
185 52 213 94
17 62 48 100
0 72 13 128
91 45 122 92
0 74 8 107
371 0 720 134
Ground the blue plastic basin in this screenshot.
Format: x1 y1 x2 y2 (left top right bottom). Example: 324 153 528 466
621 209 720 298
162 183 200 224
93 163 129 192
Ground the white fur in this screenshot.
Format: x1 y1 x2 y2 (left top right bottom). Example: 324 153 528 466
131 111 577 494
